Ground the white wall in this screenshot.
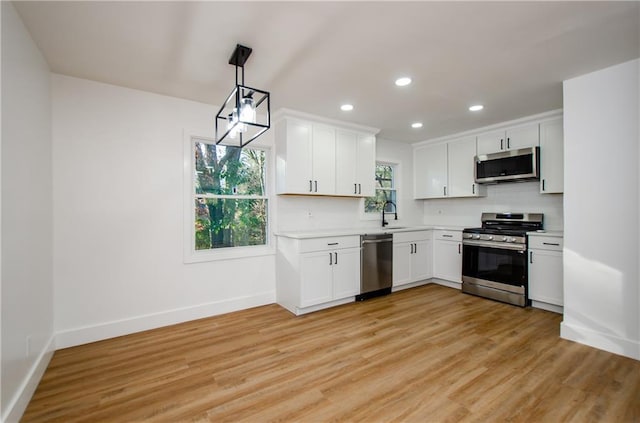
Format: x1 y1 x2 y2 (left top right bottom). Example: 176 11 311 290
275 138 423 233
562 59 639 360
1 2 55 421
423 182 564 230
52 75 275 348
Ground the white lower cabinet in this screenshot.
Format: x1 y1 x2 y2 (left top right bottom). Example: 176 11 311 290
433 230 462 284
528 234 563 313
392 231 433 288
276 235 360 315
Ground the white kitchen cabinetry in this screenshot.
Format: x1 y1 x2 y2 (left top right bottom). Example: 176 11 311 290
539 118 564 194
335 130 376 197
433 230 462 285
414 143 447 198
276 235 360 315
476 123 539 155
275 112 377 197
528 234 563 313
414 137 485 199
392 230 432 289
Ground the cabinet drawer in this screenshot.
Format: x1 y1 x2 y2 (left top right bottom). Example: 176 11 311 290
393 230 432 244
434 230 462 242
298 236 360 253
528 236 563 251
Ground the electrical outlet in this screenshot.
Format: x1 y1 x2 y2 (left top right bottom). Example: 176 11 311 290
307 210 313 218
26 336 32 357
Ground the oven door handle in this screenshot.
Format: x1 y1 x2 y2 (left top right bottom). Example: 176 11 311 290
462 239 526 251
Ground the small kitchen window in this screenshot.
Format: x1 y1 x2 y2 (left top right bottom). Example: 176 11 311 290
364 163 397 215
184 136 272 263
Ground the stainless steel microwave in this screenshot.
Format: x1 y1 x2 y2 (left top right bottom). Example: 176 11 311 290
475 146 540 184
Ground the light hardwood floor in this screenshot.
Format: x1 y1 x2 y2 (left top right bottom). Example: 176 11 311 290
23 284 640 422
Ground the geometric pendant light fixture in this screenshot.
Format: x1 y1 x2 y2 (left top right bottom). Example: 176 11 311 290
215 44 271 148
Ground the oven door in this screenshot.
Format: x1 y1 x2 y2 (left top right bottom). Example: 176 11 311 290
462 241 527 291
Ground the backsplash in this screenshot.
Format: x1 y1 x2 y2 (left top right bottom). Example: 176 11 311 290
422 181 564 230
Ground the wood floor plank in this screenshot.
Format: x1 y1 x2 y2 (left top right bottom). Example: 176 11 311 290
22 284 640 422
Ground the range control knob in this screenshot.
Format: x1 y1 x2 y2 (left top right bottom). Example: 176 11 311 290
507 237 517 243
473 234 480 240
487 236 494 240
501 236 508 242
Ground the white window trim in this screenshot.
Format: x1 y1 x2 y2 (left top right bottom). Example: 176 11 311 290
183 131 275 263
361 160 400 221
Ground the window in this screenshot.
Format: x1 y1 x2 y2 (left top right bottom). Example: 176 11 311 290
364 163 397 214
191 139 268 253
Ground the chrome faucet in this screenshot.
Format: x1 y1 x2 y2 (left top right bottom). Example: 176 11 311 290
382 200 398 227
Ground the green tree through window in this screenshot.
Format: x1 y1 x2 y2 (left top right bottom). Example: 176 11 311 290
193 141 267 250
365 163 397 214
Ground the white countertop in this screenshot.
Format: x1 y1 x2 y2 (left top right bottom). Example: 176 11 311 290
527 230 564 238
275 225 466 239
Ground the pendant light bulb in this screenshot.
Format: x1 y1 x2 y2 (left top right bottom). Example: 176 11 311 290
240 94 256 124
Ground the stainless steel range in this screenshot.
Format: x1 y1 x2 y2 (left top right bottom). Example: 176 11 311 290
462 213 543 307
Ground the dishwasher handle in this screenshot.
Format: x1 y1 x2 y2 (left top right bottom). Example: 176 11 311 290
361 238 392 244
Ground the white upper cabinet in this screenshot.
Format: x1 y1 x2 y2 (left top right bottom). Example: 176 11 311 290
335 130 376 197
414 142 447 198
539 118 564 194
414 136 485 199
276 112 377 197
311 124 336 195
476 123 539 155
447 136 484 198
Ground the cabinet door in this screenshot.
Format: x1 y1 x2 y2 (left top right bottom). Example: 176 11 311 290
335 130 358 196
434 240 462 282
476 130 505 155
332 248 360 299
506 123 539 150
414 143 448 198
529 249 563 306
356 134 376 197
448 136 479 197
411 240 433 281
311 124 336 195
393 242 412 287
282 120 313 194
539 118 564 194
300 251 333 307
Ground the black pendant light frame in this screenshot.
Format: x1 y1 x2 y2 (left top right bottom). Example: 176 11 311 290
215 44 271 148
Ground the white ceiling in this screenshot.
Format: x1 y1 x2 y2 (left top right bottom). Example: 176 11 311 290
13 1 640 143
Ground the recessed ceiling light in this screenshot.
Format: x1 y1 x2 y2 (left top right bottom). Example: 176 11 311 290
341 104 354 111
469 104 484 112
395 77 412 87
411 122 423 129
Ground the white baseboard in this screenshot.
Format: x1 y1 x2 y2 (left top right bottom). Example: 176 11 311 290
55 291 276 349
531 300 563 314
561 321 640 361
3 336 55 423
430 278 462 290
391 279 431 292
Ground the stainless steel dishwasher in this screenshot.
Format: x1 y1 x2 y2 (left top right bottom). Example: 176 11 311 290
356 233 393 301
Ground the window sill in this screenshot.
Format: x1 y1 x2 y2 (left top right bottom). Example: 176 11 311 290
184 245 275 264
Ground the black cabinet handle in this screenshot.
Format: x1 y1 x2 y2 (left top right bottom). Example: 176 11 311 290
354 183 357 194
542 179 546 191
501 139 504 150
443 186 447 196
530 251 533 263
359 184 362 194
507 137 510 149
414 243 417 254
309 180 313 192
543 242 560 246
335 252 338 264
472 184 475 194
327 242 338 246
314 180 318 192
329 252 333 265
442 234 453 238
458 243 461 254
